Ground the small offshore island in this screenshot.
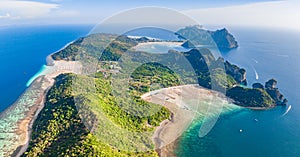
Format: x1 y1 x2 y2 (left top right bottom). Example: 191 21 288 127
4 25 288 156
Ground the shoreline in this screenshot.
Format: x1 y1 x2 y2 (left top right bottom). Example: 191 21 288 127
141 84 242 157
132 41 186 53
142 84 278 157
245 106 276 110
0 42 276 156
0 54 82 156
12 76 52 157
0 76 49 157
14 56 82 156
2 57 275 156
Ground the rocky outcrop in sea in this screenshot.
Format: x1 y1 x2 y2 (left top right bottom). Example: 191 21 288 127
265 79 288 106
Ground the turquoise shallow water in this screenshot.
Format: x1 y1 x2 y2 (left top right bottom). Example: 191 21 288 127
26 65 48 87
115 27 300 156
0 77 45 156
175 28 300 157
0 25 91 155
0 25 91 112
1 25 299 156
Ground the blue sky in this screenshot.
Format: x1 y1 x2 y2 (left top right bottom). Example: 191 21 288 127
1 0 300 31
0 0 277 24
27 0 278 10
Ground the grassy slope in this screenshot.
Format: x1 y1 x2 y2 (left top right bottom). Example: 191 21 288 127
23 62 180 156
24 32 279 156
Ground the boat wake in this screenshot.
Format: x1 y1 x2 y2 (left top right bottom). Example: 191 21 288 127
280 105 292 118
252 67 259 80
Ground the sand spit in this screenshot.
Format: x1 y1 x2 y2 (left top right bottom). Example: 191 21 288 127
0 56 82 157
141 84 241 157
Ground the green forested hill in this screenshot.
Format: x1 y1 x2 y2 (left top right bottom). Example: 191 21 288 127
23 29 287 156
51 32 283 107
23 60 180 156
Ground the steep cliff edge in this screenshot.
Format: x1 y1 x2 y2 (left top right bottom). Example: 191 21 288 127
176 25 238 51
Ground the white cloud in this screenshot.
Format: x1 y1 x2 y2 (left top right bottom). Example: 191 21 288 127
0 13 11 19
0 0 59 19
182 1 300 31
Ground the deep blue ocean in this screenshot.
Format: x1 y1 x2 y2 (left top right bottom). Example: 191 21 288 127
0 25 91 112
175 27 300 157
0 25 300 156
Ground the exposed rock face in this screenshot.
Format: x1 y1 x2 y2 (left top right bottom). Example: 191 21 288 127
209 28 238 51
265 79 277 89
177 25 238 51
265 79 288 106
252 83 264 89
224 61 247 86
282 98 288 106
183 48 249 89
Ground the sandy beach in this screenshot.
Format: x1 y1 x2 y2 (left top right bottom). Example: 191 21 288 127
141 84 240 157
2 54 240 156
0 55 82 157
4 58 241 157
132 41 185 53
133 41 184 48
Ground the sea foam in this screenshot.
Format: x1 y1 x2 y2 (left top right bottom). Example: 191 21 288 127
26 65 48 87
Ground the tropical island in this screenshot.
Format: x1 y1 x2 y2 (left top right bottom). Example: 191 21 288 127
15 25 288 157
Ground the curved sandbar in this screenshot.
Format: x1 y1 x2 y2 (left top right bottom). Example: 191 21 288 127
141 84 241 157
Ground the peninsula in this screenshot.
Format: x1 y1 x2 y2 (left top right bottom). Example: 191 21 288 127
14 26 287 157
176 25 238 51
